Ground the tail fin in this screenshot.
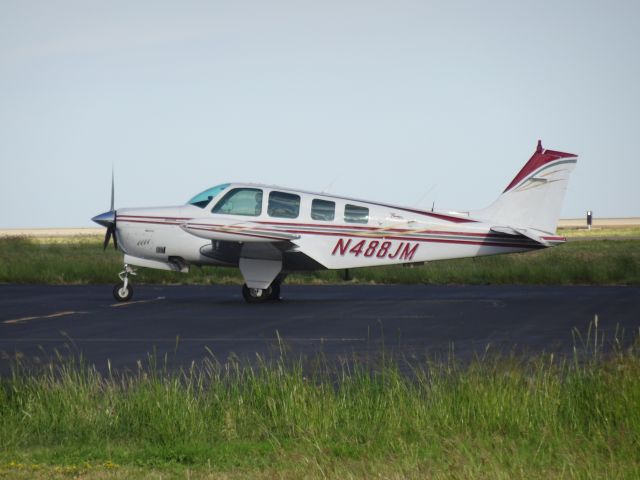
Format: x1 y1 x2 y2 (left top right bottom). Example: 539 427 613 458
473 140 578 234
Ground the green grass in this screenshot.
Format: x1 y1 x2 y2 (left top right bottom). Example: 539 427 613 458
1 328 639 478
1 235 639 285
558 225 640 238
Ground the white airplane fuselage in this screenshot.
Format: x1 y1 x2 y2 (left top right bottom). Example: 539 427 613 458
115 185 563 269
93 142 577 303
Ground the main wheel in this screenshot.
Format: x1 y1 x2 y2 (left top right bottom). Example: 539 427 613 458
113 282 134 302
242 284 272 304
268 282 281 301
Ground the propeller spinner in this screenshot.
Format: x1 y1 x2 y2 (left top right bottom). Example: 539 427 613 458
91 170 118 250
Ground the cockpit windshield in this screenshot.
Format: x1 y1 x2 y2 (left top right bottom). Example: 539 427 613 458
187 184 230 208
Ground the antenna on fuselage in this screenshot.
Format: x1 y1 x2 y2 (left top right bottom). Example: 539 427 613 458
413 184 437 208
321 175 340 194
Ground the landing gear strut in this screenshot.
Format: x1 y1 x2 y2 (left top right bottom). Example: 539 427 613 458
113 264 136 302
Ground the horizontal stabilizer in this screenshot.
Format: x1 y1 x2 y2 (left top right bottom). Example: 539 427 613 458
490 226 565 247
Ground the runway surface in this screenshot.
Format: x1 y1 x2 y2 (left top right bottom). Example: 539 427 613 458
1 284 638 374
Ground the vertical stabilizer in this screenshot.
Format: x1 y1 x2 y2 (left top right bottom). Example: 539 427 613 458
472 141 578 234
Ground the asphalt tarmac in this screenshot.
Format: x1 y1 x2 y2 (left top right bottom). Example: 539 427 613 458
1 284 638 375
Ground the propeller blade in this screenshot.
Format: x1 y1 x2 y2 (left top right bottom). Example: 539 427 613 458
112 215 118 250
110 166 115 212
103 227 112 251
95 169 117 251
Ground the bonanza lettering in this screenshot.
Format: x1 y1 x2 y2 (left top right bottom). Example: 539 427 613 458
331 238 419 261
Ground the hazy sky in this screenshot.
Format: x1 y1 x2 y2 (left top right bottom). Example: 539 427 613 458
1 0 638 228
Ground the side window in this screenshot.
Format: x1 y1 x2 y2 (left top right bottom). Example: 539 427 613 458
211 188 263 216
344 204 369 224
311 199 335 221
268 191 300 219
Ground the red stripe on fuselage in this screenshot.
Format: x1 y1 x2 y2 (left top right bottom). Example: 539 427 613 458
280 229 542 249
256 221 512 238
193 224 541 249
117 219 183 226
118 217 537 244
192 224 541 249
119 207 475 224
117 216 548 249
117 215 191 221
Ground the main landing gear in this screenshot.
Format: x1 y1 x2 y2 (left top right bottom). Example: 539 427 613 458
113 264 136 302
241 279 282 304
238 245 286 303
242 273 287 303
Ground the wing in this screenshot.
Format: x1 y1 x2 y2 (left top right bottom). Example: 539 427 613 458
181 221 300 242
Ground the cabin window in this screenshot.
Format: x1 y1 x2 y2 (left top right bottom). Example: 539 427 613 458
187 183 230 208
311 199 335 221
344 204 369 224
268 191 300 219
211 188 263 216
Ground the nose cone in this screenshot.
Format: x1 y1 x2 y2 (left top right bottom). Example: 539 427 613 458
92 210 115 227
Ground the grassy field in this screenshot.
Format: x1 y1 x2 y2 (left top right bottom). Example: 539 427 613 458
1 230 639 478
0 233 639 285
558 225 640 238
1 326 639 479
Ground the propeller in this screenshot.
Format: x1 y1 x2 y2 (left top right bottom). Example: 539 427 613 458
91 168 118 250
102 220 117 251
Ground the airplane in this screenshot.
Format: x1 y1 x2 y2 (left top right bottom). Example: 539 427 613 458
92 140 577 303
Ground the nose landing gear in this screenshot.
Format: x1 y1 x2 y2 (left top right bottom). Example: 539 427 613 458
113 264 136 302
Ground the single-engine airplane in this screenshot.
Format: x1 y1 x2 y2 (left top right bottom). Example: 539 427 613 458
92 140 577 303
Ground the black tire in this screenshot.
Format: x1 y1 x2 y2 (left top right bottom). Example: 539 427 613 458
242 284 272 304
113 282 133 302
268 282 281 301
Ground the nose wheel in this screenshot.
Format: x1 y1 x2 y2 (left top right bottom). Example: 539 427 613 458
113 264 136 302
113 282 134 302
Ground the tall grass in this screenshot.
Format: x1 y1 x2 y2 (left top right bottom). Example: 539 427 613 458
1 236 639 285
1 327 639 478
